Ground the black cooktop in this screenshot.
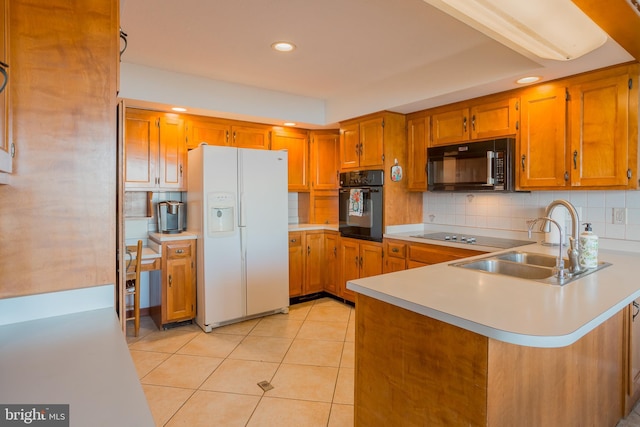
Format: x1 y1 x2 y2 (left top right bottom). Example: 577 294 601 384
412 232 532 249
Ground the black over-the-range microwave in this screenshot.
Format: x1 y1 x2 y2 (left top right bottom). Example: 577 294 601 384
427 138 516 192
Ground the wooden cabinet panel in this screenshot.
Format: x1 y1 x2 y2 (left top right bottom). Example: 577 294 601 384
470 97 518 140
431 108 469 146
158 115 185 189
384 239 407 273
626 299 640 413
408 242 485 265
186 117 230 149
519 85 568 189
359 117 384 168
340 122 360 170
124 110 158 189
288 232 304 297
154 240 196 328
305 231 324 294
324 231 339 294
310 190 338 225
272 128 309 191
311 131 339 190
406 115 428 191
340 237 382 302
569 72 631 188
232 124 270 149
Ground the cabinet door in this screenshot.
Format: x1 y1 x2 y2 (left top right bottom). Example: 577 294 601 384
165 241 195 322
0 0 9 176
359 117 384 168
288 232 304 297
305 231 324 294
340 122 360 170
431 108 469 146
324 231 339 294
470 98 518 140
158 115 186 189
124 110 159 189
339 238 360 301
272 129 309 191
232 124 270 149
384 239 407 273
629 299 640 403
360 241 383 278
407 116 428 191
311 131 339 190
569 72 631 188
186 117 230 149
519 85 568 189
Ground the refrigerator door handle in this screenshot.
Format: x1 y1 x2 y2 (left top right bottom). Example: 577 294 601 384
240 225 248 313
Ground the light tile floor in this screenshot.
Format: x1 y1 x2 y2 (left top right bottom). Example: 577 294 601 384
127 297 354 427
127 297 640 427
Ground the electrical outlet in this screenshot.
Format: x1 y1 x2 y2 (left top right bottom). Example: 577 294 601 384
613 208 627 225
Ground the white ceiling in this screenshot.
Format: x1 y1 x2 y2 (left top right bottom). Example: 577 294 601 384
119 0 633 128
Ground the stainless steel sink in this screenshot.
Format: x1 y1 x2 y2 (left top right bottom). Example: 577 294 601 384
451 251 611 285
456 259 555 280
493 251 564 268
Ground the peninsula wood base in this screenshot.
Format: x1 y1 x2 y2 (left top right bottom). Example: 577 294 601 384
354 293 624 427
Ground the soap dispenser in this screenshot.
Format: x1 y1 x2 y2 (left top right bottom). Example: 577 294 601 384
579 223 598 269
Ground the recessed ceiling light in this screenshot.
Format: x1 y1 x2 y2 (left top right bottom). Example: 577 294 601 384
172 107 187 112
271 41 296 52
516 76 541 84
283 122 296 127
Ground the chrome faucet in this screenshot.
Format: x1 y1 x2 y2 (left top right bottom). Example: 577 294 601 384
543 199 583 275
527 217 567 281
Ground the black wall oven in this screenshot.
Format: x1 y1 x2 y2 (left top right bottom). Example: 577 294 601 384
339 170 384 242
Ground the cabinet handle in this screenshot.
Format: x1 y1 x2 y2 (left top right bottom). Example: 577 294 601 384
0 63 8 94
307 246 311 255
175 249 184 254
521 154 526 172
233 131 237 143
334 247 337 257
290 238 297 243
169 275 172 287
226 130 230 143
392 247 399 253
471 115 476 131
463 117 467 132
354 256 359 266
573 150 578 169
634 301 639 321
359 256 363 268
119 28 128 59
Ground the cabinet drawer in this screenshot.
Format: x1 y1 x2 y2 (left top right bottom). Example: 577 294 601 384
166 242 192 259
408 243 485 265
386 241 406 258
289 232 303 247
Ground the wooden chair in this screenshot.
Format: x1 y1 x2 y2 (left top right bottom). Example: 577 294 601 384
125 240 143 337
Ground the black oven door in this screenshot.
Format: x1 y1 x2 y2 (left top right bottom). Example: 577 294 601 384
338 186 383 242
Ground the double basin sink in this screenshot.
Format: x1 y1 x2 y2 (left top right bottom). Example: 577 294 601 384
451 250 611 286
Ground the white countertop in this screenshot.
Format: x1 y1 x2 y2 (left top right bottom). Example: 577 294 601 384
288 223 338 232
348 242 640 348
149 231 198 242
0 308 154 426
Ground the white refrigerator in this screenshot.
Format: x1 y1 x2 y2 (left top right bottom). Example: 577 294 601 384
187 145 289 332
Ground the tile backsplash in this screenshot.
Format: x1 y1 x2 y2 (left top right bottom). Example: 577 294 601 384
423 190 640 242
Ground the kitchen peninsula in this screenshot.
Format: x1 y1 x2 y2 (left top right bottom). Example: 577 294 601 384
348 242 640 426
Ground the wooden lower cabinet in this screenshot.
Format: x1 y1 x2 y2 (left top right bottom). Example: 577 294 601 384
288 230 325 298
355 293 625 427
339 238 383 302
626 298 640 413
383 238 486 271
151 239 196 328
383 239 407 273
323 231 340 295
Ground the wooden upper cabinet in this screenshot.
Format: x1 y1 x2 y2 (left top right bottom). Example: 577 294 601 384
232 124 270 149
271 128 309 191
406 114 428 191
431 97 518 146
0 0 10 178
518 84 568 189
124 109 186 191
158 115 185 189
340 117 384 170
340 122 360 170
431 108 469 146
311 131 339 190
186 117 230 149
569 71 632 188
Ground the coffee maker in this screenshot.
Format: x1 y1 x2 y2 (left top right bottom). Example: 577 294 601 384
157 201 185 234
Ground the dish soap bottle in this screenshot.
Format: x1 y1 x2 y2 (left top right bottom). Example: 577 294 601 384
579 223 598 269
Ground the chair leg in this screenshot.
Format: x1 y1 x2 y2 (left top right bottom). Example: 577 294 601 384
134 286 140 337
